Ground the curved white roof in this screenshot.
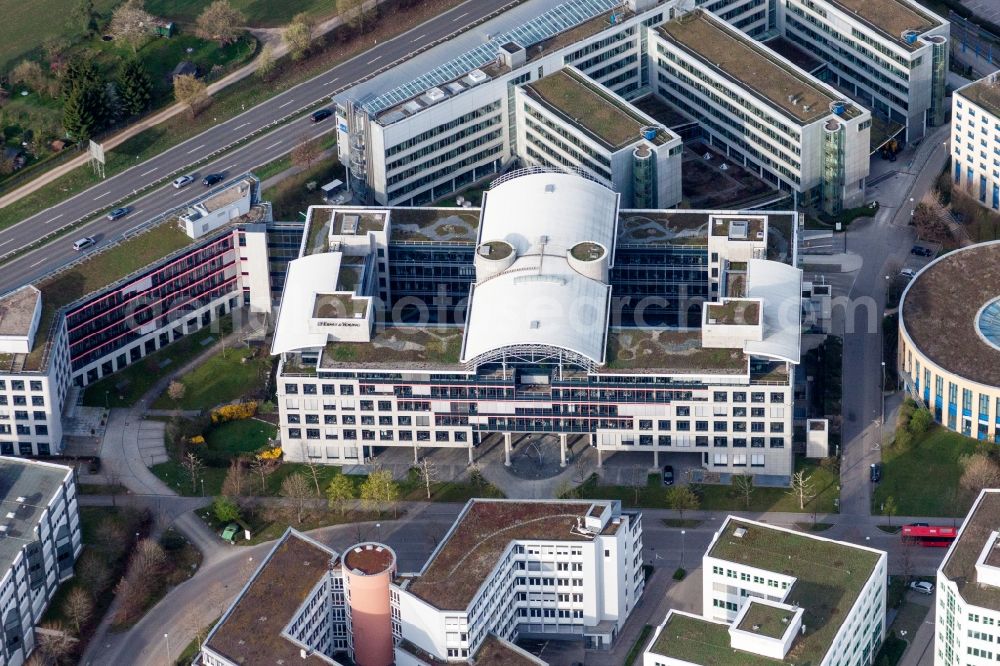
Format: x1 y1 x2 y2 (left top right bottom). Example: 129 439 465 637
744 259 802 364
461 173 619 367
271 254 341 355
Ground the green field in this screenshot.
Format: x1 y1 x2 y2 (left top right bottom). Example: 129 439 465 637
145 0 338 27
152 346 272 410
0 0 119 70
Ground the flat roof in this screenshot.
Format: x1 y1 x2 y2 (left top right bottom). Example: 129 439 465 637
737 600 791 640
343 543 394 575
474 634 544 666
0 286 39 337
617 210 711 245
320 326 465 370
523 68 669 150
826 0 940 50
706 518 882 665
199 178 254 212
0 458 71 578
651 612 781 666
313 293 368 318
942 490 1000 612
408 500 598 610
604 329 747 374
657 10 837 124
707 300 760 326
389 208 481 243
959 74 1000 119
901 242 1000 387
205 531 336 666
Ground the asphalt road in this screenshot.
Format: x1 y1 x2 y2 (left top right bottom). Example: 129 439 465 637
0 0 515 295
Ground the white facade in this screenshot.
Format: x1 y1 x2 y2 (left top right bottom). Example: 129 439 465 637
952 74 1000 211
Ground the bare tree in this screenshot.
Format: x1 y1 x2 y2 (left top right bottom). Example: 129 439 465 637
787 470 816 510
180 452 204 494
280 473 314 524
76 553 111 597
10 60 50 94
249 457 276 494
732 474 755 509
195 0 245 45
299 443 324 496
960 453 1000 494
105 464 122 507
173 74 209 117
113 539 167 625
284 13 316 60
222 457 247 497
291 135 323 169
626 466 646 505
63 587 93 635
255 44 275 80
167 381 186 402
418 458 438 500
109 0 155 53
35 622 76 663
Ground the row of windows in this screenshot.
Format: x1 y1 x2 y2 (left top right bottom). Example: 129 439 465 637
384 101 502 158
0 381 44 393
385 113 503 174
386 128 504 186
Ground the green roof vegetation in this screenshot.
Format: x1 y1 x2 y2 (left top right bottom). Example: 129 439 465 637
313 294 369 318
24 222 194 371
960 77 1000 119
737 601 793 640
570 242 604 261
304 208 331 256
389 208 480 243
943 491 1000 612
473 634 540 666
707 300 760 326
707 520 881 665
827 0 939 49
651 613 782 666
604 329 746 374
480 241 513 260
320 326 464 369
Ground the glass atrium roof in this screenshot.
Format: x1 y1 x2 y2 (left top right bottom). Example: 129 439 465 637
362 0 622 115
978 299 1000 351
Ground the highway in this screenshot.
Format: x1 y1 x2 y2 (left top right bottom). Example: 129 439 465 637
0 0 515 295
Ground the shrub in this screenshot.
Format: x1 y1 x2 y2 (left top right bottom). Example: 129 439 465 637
257 446 282 461
211 401 258 424
673 568 686 581
189 435 206 446
908 409 932 436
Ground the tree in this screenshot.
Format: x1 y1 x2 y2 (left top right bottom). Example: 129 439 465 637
213 495 241 523
117 58 152 118
292 134 323 170
908 408 932 436
625 466 646 505
173 74 209 117
418 458 438 500
180 452 204 494
75 552 111 597
883 495 898 527
63 587 93 635
787 470 815 510
284 13 315 60
732 474 755 509
167 380 186 402
62 83 100 142
109 0 155 54
360 469 399 517
280 473 314 524
299 443 324 496
196 0 246 45
249 456 276 493
665 486 699 518
337 0 365 32
960 453 1000 494
114 539 167 626
893 428 914 451
70 0 98 36
255 44 275 80
326 474 355 515
35 622 75 663
222 458 248 497
10 60 48 94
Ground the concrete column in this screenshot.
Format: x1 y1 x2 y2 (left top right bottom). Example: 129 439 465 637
597 447 603 468
504 433 512 467
559 434 568 468
467 441 473 465
653 448 659 469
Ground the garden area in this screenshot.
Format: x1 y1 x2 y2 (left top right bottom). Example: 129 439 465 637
151 344 273 410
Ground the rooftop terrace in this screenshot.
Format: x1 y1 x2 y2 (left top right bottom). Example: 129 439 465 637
826 0 940 50
408 500 597 610
958 75 1000 119
942 491 1000 612
604 329 747 374
0 286 39 337
0 459 70 579
205 532 334 666
523 68 669 150
658 10 836 124
389 207 480 243
707 519 882 665
320 326 465 370
617 211 711 245
651 612 782 666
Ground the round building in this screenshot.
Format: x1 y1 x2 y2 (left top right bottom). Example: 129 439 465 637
899 241 1000 441
342 542 396 666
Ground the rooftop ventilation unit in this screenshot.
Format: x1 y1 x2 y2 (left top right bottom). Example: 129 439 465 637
4 513 13 520
545 184 556 193
14 497 25 504
730 220 749 239
466 69 488 85
342 214 360 235
734 527 747 538
423 87 447 104
529 320 540 329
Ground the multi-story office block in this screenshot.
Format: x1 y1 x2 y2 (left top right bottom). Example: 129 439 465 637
0 458 81 666
936 489 1000 666
952 73 1000 210
271 170 802 481
651 9 871 214
644 516 887 666
202 499 641 665
335 0 676 206
0 178 274 456
515 67 682 208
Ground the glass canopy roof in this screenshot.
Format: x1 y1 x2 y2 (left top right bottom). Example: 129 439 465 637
978 299 1000 351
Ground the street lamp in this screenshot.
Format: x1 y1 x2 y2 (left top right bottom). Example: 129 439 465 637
680 530 686 568
376 522 382 543
880 361 887 448
201 478 205 497
164 633 171 664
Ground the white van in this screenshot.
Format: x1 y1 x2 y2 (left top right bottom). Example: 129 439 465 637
72 237 96 251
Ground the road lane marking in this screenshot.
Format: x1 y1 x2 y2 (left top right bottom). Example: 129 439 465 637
325 77 340 85
29 256 48 268
222 165 235 172
265 142 282 150
411 33 426 42
233 122 249 131
139 167 157 177
452 11 468 21
278 99 295 109
367 55 382 65
186 144 206 155
172 190 186 197
44 214 63 225
94 192 111 200
0 240 12 248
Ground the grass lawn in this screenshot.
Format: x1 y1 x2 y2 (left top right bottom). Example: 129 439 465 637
697 460 839 514
81 315 234 407
146 0 339 27
262 155 344 220
152 346 272 410
874 426 979 516
0 0 119 70
874 632 908 666
625 625 654 666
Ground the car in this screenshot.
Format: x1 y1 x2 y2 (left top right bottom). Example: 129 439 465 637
106 206 130 221
909 581 934 595
172 175 194 189
202 173 225 187
311 108 333 123
910 245 924 255
221 523 240 542
662 465 675 486
921 248 934 257
869 463 882 483
72 237 95 251
900 268 916 279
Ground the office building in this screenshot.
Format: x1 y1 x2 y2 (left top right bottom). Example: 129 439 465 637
201 499 642 665
952 73 1000 210
898 241 1000 441
271 170 802 481
935 489 1000 666
651 9 871 214
0 458 81 666
644 516 887 666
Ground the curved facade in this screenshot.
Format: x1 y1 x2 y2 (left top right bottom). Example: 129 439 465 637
898 241 1000 441
343 542 396 666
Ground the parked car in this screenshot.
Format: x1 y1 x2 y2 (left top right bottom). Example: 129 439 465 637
909 581 934 595
202 173 224 187
900 268 916 279
869 463 882 482
910 246 933 257
106 206 130 221
311 108 333 123
72 237 95 251
662 465 675 486
172 175 194 189
221 523 239 542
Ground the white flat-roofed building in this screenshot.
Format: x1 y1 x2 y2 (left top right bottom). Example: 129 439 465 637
0 458 81 666
651 9 871 215
644 516 887 666
952 74 1000 211
935 489 1000 666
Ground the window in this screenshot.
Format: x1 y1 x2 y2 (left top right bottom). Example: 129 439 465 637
751 454 765 467
288 428 302 439
676 406 690 416
658 420 671 430
285 383 299 395
713 453 728 466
